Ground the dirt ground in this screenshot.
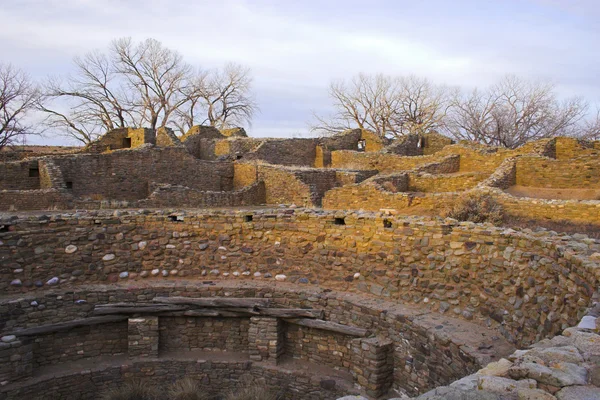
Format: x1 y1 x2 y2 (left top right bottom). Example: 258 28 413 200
506 185 600 201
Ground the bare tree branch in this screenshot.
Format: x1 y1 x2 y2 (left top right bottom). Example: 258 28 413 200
0 63 41 150
445 75 588 148
312 73 448 140
175 63 258 134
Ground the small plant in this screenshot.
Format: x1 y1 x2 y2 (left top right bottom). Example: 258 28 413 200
101 381 159 400
224 384 279 400
444 192 504 224
168 378 207 400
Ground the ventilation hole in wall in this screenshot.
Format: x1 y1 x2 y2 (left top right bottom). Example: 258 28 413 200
244 215 253 222
334 217 346 225
0 224 10 233
383 219 392 229
168 215 184 222
122 137 132 148
29 167 40 177
236 155 243 160
65 181 73 190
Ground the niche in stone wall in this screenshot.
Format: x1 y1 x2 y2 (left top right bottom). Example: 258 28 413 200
65 181 73 190
28 167 39 177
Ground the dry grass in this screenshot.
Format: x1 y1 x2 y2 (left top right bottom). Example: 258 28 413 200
443 192 504 225
168 378 207 400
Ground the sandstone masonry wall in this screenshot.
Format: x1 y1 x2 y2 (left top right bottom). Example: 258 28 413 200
515 156 600 188
158 317 250 353
1 210 597 348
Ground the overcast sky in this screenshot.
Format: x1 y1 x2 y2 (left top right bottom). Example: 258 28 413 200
2 0 600 145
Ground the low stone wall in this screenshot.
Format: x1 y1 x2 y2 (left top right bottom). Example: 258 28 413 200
284 323 353 371
493 189 600 224
555 137 599 160
0 282 509 397
158 317 250 353
234 162 375 207
139 181 266 208
322 181 453 211
516 156 600 189
48 146 234 201
32 321 128 368
1 210 597 348
0 189 70 211
330 151 439 172
408 172 488 192
0 359 351 400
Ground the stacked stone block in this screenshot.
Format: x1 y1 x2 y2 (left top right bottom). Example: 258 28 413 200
128 317 159 358
0 335 32 385
248 317 282 364
350 337 394 398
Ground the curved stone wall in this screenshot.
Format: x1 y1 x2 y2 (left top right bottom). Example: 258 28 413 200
1 209 598 348
0 283 513 399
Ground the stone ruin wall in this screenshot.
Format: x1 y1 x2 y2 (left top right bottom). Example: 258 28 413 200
515 156 600 189
1 210 598 348
0 282 504 399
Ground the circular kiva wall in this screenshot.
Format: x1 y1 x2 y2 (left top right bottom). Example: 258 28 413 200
0 283 514 399
2 210 598 346
1 210 599 399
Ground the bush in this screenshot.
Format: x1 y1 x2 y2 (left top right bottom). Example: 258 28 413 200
444 192 504 224
224 384 279 400
101 381 159 400
168 378 207 400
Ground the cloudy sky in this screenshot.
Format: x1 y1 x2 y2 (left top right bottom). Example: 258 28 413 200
2 0 599 145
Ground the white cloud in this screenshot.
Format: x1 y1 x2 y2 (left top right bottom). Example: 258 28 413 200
1 0 599 145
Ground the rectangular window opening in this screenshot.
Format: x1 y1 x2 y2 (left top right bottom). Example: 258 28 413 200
29 168 40 177
65 181 73 190
244 215 253 222
122 137 132 148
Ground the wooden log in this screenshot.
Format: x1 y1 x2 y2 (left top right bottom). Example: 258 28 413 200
159 310 249 318
283 318 369 337
94 303 188 315
152 297 271 308
226 307 325 319
8 316 129 337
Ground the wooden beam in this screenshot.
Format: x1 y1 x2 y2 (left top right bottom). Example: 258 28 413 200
159 310 249 318
94 303 188 315
284 318 369 337
226 307 325 319
7 316 129 337
152 297 271 308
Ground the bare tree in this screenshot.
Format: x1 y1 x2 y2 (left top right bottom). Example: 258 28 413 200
312 73 448 140
580 107 600 140
111 37 192 130
0 63 40 150
175 63 257 134
446 75 587 148
40 51 133 145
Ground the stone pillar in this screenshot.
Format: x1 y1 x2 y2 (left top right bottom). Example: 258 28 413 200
128 317 159 358
351 337 394 398
248 317 283 364
0 335 33 384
